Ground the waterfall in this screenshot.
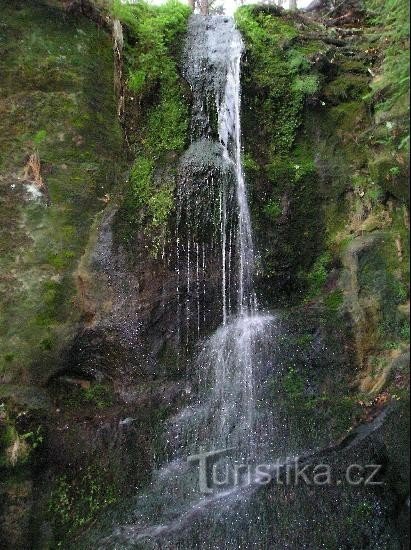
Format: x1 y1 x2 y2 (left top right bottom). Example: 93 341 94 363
175 15 268 453
178 16 257 336
100 16 280 548
217 27 256 317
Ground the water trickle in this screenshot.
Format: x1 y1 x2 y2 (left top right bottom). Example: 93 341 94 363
178 15 256 334
216 23 256 315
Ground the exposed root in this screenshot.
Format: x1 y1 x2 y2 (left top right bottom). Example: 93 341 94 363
23 152 50 204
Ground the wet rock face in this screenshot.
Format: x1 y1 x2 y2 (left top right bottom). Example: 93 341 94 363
183 15 242 139
0 0 122 387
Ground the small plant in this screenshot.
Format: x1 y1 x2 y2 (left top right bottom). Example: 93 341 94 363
292 75 319 95
283 367 305 401
33 129 47 145
400 321 410 341
324 289 344 311
306 252 332 299
83 384 113 409
49 465 119 539
21 426 44 450
264 199 282 221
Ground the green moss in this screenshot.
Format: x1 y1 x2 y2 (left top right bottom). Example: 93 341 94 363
48 464 119 541
292 74 319 95
59 383 114 411
242 152 260 173
277 362 360 447
83 384 113 409
264 199 282 221
33 129 47 145
329 100 367 131
369 153 409 200
236 6 321 157
364 0 409 147
144 92 189 155
305 252 332 299
324 289 344 311
113 1 190 253
130 156 154 207
358 231 409 349
237 8 332 305
282 367 305 401
323 74 369 103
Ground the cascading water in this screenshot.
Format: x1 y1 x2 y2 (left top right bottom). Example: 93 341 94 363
176 15 268 454
99 16 282 548
177 15 256 336
216 23 256 318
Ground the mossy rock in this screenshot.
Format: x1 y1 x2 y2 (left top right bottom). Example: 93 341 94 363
323 73 369 104
369 154 409 201
0 0 122 384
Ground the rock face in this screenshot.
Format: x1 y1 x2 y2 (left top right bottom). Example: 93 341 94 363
0 1 409 548
0 2 193 546
0 1 125 546
235 5 409 546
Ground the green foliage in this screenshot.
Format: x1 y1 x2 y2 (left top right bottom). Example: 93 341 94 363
287 49 310 71
61 383 114 410
130 156 154 207
292 75 319 95
400 321 410 340
346 501 374 526
236 7 330 304
33 129 47 145
264 199 282 221
324 289 344 311
111 0 190 96
365 0 409 131
114 1 190 252
280 366 358 439
125 155 175 251
283 367 305 400
306 252 332 298
242 152 260 173
48 465 118 538
358 234 409 347
352 173 383 209
148 185 174 229
0 402 43 468
147 96 187 153
83 384 113 409
323 74 369 103
235 6 320 156
21 425 44 450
